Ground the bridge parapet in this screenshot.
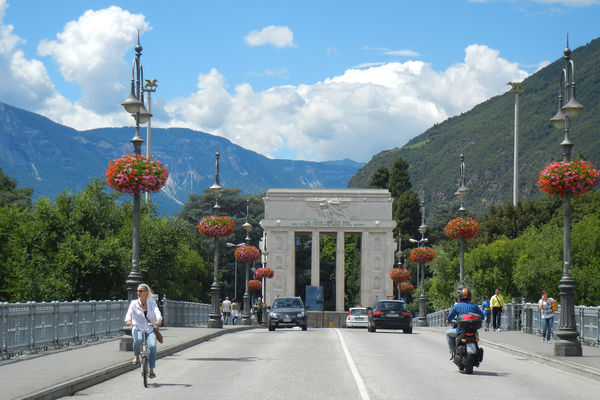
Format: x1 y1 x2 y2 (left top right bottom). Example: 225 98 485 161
427 302 600 347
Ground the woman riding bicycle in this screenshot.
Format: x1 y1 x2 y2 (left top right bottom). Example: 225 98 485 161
125 283 162 379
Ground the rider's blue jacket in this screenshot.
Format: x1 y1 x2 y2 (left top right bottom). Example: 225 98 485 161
446 301 483 323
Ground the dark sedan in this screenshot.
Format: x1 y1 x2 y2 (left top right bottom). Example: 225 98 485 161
367 300 413 333
268 296 308 331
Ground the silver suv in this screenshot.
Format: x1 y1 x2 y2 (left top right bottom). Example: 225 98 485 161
268 296 308 331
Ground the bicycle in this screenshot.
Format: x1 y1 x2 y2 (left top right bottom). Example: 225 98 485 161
138 325 154 388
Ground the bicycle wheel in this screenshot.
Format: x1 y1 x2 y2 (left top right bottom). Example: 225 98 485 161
142 355 149 387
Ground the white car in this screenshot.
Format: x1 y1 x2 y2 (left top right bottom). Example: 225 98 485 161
345 307 368 328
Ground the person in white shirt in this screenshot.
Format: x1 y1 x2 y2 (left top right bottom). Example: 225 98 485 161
538 290 555 343
125 284 162 379
221 297 232 325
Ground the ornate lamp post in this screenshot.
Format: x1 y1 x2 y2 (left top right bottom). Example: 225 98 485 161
142 78 157 204
241 200 254 325
120 36 152 304
409 200 429 327
549 38 584 357
454 154 469 288
226 241 245 299
507 81 524 206
208 152 224 328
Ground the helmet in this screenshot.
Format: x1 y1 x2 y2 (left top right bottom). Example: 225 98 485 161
458 288 471 301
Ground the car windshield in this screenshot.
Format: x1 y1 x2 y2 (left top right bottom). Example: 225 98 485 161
273 298 303 309
351 309 366 316
377 302 406 311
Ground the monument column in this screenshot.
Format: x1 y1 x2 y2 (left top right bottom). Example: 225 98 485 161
336 230 345 311
287 230 295 296
360 231 369 308
311 230 320 287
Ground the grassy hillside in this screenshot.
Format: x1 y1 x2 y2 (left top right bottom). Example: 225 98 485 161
348 38 600 216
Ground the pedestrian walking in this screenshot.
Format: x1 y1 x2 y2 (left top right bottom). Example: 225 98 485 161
254 296 264 325
221 297 232 325
481 296 491 331
231 298 240 325
490 288 505 332
539 290 556 343
125 283 162 379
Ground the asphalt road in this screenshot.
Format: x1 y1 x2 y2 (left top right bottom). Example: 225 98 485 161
63 327 600 400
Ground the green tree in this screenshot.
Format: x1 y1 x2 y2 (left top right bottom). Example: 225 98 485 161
387 158 411 198
0 166 33 209
393 189 421 241
369 166 389 189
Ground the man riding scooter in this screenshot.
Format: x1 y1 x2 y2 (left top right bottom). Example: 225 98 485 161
445 288 483 361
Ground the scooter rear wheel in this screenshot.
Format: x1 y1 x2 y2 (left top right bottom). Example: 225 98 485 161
465 354 475 374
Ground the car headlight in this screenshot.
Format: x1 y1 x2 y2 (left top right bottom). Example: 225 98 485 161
297 312 304 318
270 312 278 319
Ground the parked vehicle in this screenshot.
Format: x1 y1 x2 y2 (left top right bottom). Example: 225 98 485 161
367 300 412 333
345 307 368 328
452 313 484 374
268 296 308 331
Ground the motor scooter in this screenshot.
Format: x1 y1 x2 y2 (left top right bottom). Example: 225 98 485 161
452 313 484 374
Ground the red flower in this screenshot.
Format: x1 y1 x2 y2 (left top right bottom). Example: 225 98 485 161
538 160 599 197
234 245 261 262
445 217 480 240
398 281 415 294
389 268 411 281
197 216 235 238
410 247 435 263
255 267 274 279
106 154 169 194
248 280 262 291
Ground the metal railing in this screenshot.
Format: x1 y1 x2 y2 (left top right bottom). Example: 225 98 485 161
0 300 128 359
0 298 211 360
161 298 210 327
426 302 600 347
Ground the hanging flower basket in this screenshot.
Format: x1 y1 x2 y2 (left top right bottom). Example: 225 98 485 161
410 247 435 263
106 154 169 194
255 267 274 279
538 160 599 197
197 216 235 238
445 217 480 240
398 281 415 294
234 245 261 262
389 268 411 282
248 279 262 291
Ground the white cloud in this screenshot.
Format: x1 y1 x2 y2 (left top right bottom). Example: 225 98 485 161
383 49 422 57
160 44 529 162
38 6 150 116
245 25 295 48
532 0 600 6
0 3 151 130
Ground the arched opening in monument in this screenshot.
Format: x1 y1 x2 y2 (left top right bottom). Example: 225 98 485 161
294 232 312 301
344 233 361 309
319 233 336 311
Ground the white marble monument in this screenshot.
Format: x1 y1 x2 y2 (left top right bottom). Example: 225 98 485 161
259 188 396 311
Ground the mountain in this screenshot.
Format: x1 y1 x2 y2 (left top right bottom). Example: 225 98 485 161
348 38 600 215
0 102 362 215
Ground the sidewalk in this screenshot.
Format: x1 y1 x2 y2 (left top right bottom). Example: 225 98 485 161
0 325 255 400
420 326 600 381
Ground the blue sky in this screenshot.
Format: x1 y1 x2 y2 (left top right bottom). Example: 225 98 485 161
1 0 599 162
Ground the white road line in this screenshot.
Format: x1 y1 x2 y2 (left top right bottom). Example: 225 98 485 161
335 328 371 400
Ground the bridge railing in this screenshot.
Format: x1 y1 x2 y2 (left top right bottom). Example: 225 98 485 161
161 298 209 327
0 298 211 360
427 302 600 347
0 300 128 360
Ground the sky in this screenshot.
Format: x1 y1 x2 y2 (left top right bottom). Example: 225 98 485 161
0 0 599 163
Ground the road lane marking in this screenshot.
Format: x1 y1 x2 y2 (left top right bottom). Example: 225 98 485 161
335 328 371 400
